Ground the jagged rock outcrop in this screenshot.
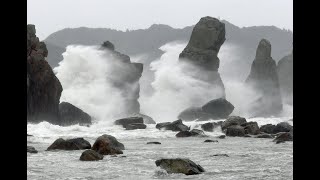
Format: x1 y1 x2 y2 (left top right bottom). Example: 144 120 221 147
277 50 293 105
58 102 91 126
100 41 143 116
179 16 226 99
245 39 283 117
27 24 63 124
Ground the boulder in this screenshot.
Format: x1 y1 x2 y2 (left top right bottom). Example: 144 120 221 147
27 146 38 153
47 138 91 151
125 123 146 130
92 134 124 155
259 124 276 134
58 102 92 126
175 129 207 137
155 158 205 175
218 135 226 139
274 122 292 133
156 119 189 132
178 107 212 121
245 39 283 117
114 117 143 128
221 116 247 130
201 98 234 119
201 121 223 132
129 113 156 124
27 24 62 124
225 125 245 137
241 122 260 135
273 132 293 144
147 142 161 145
80 149 104 161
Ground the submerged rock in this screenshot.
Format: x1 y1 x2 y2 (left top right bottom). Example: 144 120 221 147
129 113 156 124
147 142 161 145
125 123 146 130
201 98 234 119
92 134 124 155
175 129 207 138
204 139 218 143
218 135 226 139
58 102 92 126
273 132 293 143
155 158 205 175
210 154 229 157
27 146 38 153
245 39 283 117
80 149 104 161
255 133 273 138
47 138 91 151
156 119 189 132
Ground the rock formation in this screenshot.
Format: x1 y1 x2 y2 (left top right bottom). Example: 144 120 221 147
91 134 125 155
277 50 293 105
100 41 143 116
27 24 62 124
155 158 205 175
179 16 226 98
245 39 283 117
59 102 91 126
47 138 91 151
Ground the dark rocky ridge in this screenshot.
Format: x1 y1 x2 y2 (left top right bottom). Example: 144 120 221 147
245 39 283 117
27 24 63 124
277 50 293 105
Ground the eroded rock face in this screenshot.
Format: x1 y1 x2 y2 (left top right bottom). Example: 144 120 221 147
59 102 91 126
100 41 143 116
155 158 205 175
179 16 226 99
91 134 124 155
245 39 283 117
277 51 293 105
27 24 63 124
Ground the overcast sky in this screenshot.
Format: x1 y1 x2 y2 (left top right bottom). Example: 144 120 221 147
27 0 293 40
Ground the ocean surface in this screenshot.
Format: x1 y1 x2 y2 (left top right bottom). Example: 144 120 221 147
27 117 293 180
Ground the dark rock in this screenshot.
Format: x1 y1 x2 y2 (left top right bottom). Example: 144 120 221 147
147 142 161 145
125 123 146 130
204 139 218 143
273 132 293 143
27 134 33 136
80 149 104 161
155 158 205 175
201 98 234 119
218 135 226 139
47 138 91 151
176 129 207 138
114 117 143 128
27 146 38 153
201 122 214 132
244 134 252 137
156 119 189 132
92 134 124 155
221 116 247 130
274 122 292 133
255 133 273 138
27 24 62 124
277 51 293 105
178 107 212 121
58 102 92 126
241 121 260 135
210 154 229 157
129 113 156 124
226 125 245 137
101 41 115 51
245 39 283 117
260 124 276 134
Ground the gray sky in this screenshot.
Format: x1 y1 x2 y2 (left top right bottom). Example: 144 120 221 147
27 0 293 40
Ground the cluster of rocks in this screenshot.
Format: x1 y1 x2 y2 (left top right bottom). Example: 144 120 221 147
27 24 92 126
178 98 234 121
114 115 156 130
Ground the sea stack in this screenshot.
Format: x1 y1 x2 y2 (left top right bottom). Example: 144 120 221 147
245 39 282 116
100 41 143 116
27 24 63 124
277 50 293 105
179 16 226 98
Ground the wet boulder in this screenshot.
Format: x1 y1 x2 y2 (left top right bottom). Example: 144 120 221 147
273 132 293 144
155 158 205 175
274 122 292 133
147 142 161 145
255 133 273 138
204 139 218 143
221 116 247 130
47 138 91 151
125 123 146 130
241 122 260 135
129 113 156 124
92 134 124 155
175 129 207 137
27 146 38 153
114 117 143 128
58 102 92 126
259 124 276 134
225 125 245 137
156 119 189 132
80 149 104 161
201 98 234 119
201 121 223 132
178 107 212 121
